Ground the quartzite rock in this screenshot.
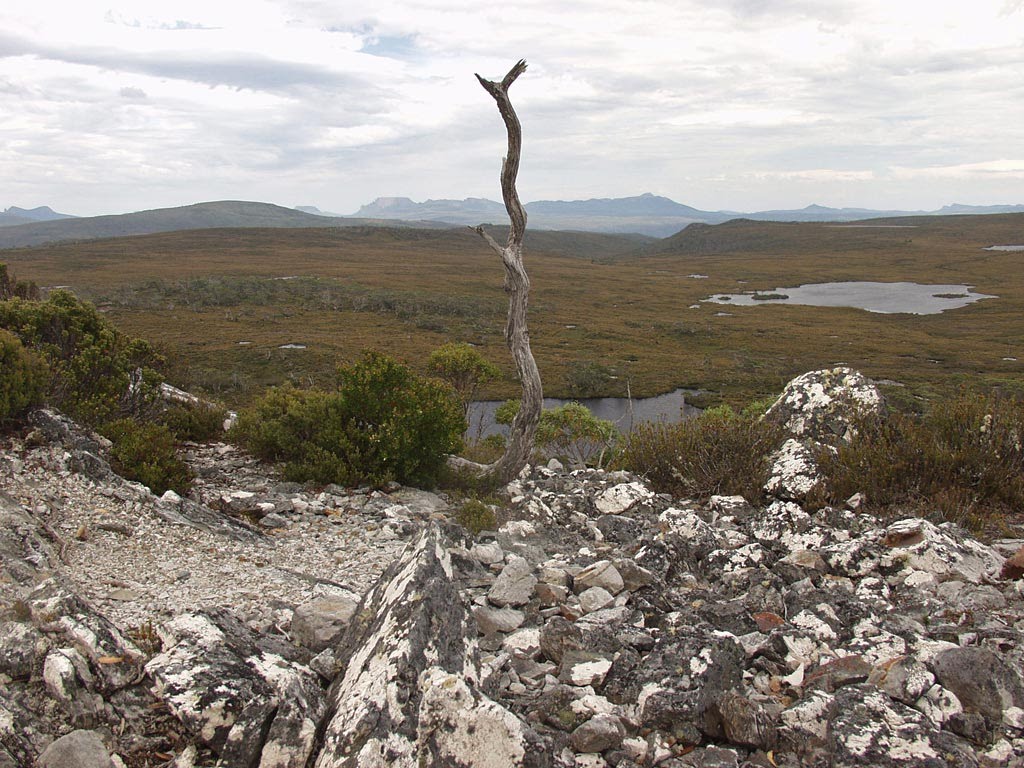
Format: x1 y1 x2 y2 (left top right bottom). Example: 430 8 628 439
489 556 538 607
764 367 884 444
35 730 115 768
290 593 360 653
931 646 1024 721
315 525 545 767
145 610 324 768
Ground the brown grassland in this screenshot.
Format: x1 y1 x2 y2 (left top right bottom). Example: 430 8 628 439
2 213 1022 409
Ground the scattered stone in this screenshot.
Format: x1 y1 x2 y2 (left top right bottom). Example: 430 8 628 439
574 560 624 595
560 650 613 687
570 713 625 753
1000 544 1024 580
489 556 538 607
4 370 1024 768
540 616 584 665
931 646 1024 721
764 367 884 443
290 594 359 653
36 730 115 768
578 586 616 614
474 605 526 635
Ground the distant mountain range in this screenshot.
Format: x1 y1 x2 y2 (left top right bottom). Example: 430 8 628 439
1 195 1022 250
347 194 1024 237
0 201 452 250
0 205 76 228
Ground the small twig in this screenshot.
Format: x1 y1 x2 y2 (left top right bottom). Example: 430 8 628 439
473 225 504 256
38 519 71 564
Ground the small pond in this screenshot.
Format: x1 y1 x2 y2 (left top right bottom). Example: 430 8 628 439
704 281 996 315
468 389 702 438
985 245 1024 251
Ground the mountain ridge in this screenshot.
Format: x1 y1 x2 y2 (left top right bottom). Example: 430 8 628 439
3 195 1023 249
349 193 1024 235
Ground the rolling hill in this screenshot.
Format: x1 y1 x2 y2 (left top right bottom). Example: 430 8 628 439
0 201 455 250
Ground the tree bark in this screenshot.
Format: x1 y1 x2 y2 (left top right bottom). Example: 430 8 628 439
451 59 542 485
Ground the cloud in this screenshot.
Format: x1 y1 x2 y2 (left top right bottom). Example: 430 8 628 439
2 0 1023 215
892 160 1024 179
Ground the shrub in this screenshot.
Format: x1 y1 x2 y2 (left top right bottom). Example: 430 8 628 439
427 342 501 416
565 360 613 398
496 400 619 468
157 401 228 442
102 418 193 495
818 391 1024 526
0 289 163 425
0 263 40 301
232 352 465 488
454 498 497 534
616 405 785 502
0 329 47 423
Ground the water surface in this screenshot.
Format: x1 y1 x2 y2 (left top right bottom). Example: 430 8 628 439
705 281 995 314
468 389 701 438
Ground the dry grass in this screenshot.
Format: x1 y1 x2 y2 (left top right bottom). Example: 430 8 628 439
3 213 1023 408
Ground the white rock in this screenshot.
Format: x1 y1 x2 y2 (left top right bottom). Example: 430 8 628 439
594 483 653 515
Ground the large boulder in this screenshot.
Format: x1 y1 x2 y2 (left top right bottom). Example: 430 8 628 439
765 367 883 444
315 524 548 767
145 610 325 768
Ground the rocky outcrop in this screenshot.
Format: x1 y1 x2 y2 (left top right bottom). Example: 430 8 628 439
3 368 1024 767
315 524 548 767
764 366 884 444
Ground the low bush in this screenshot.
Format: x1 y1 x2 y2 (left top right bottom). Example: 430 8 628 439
818 391 1024 527
616 405 785 502
231 352 465 488
453 498 498 534
157 400 228 442
0 329 47 423
564 360 614 398
103 418 193 495
427 342 501 417
0 289 163 426
496 400 619 468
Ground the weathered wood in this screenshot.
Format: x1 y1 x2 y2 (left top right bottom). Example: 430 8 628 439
455 59 542 485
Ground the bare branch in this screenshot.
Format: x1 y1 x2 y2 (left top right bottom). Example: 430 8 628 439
450 60 542 485
473 225 504 256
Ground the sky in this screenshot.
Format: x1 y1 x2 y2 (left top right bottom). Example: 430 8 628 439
2 0 1023 217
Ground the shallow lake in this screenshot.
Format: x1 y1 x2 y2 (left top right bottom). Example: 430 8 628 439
468 389 702 438
704 281 996 315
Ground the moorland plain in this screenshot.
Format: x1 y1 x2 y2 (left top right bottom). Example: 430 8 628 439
2 213 1022 409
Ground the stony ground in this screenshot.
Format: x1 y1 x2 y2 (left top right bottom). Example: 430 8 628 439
0 430 409 637
4 368 1024 768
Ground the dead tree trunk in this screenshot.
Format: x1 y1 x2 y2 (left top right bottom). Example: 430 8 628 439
450 59 543 485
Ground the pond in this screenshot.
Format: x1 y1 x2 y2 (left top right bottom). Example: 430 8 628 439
704 281 996 315
985 245 1024 251
467 389 702 438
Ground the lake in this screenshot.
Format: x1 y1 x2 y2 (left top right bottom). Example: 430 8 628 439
467 389 702 438
704 281 996 315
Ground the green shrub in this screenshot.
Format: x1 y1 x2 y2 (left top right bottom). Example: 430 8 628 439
496 400 619 468
0 264 40 301
818 392 1024 526
103 418 193 495
157 401 228 442
565 360 614 398
616 405 785 502
0 289 162 425
0 329 47 423
454 498 497 534
427 342 500 416
231 352 465 488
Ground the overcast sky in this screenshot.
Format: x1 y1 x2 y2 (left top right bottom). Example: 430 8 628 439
2 0 1023 217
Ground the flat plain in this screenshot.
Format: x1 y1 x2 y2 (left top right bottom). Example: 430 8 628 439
2 213 1022 408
